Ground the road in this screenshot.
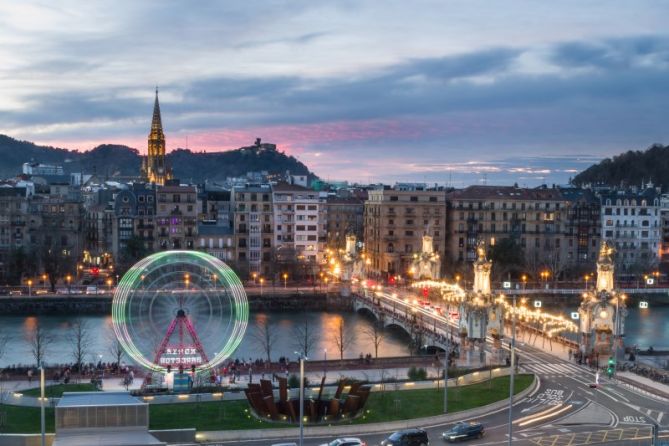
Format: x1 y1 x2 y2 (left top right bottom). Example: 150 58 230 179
205 333 669 446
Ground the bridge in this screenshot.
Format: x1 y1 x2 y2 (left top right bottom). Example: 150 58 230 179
494 287 669 295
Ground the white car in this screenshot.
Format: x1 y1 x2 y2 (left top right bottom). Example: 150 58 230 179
320 438 366 446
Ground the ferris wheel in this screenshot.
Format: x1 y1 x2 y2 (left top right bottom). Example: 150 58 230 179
111 250 248 373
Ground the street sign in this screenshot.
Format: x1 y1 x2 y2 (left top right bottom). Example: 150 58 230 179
571 312 579 320
533 300 542 308
639 301 649 309
503 281 511 289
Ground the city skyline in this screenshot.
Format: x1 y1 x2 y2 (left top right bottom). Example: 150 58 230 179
1 1 668 186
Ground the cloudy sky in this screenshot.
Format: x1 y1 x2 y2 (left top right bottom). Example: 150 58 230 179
1 1 668 186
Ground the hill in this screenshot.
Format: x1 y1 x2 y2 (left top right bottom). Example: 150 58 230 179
572 144 669 189
0 135 315 182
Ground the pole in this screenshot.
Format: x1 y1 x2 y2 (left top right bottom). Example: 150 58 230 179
507 294 516 446
299 357 305 446
443 345 448 414
40 365 46 446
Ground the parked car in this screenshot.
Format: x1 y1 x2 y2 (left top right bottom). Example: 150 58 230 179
320 438 366 446
34 289 49 295
9 290 23 296
381 429 429 446
442 422 484 442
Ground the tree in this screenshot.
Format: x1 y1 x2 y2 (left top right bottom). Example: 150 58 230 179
118 235 149 274
489 238 524 280
361 321 385 359
27 322 54 367
332 318 355 361
6 247 38 285
0 330 10 364
40 245 74 291
250 317 276 365
292 317 320 358
68 319 92 373
107 328 124 369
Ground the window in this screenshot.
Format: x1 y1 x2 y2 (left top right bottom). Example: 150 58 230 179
389 196 398 201
410 196 418 202
405 230 414 236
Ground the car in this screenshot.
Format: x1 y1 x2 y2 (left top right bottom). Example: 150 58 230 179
34 289 49 295
9 290 23 296
381 429 429 446
442 422 484 442
320 438 366 446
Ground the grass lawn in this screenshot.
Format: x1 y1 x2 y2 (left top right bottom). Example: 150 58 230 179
1 374 534 433
354 374 534 424
21 383 99 398
0 405 55 433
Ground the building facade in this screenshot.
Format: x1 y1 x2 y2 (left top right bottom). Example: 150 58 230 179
599 188 661 270
231 184 273 277
156 182 197 250
364 187 446 277
325 197 365 252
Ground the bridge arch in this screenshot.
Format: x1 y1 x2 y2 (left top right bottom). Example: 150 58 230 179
356 306 378 320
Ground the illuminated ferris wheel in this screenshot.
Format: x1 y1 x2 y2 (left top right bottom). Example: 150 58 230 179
111 250 248 373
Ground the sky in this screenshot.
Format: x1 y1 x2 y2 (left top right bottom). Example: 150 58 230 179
0 1 668 186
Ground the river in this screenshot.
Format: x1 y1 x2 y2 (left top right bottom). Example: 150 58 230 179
0 306 665 368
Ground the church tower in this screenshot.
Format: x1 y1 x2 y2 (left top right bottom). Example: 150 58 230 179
142 88 172 185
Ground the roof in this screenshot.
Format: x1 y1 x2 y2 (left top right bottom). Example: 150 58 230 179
272 182 310 192
57 392 145 408
447 185 564 201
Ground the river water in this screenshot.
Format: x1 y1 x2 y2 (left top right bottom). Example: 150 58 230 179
0 306 665 368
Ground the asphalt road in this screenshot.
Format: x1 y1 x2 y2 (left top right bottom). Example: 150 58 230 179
207 340 669 446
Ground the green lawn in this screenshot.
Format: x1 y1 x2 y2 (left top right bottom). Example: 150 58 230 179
354 374 534 424
0 405 55 433
21 383 99 398
1 374 534 433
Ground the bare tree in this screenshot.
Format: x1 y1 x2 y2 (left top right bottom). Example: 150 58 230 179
250 318 277 365
0 331 10 364
361 322 386 359
332 318 355 361
106 328 124 369
27 323 54 367
68 319 92 373
292 317 320 358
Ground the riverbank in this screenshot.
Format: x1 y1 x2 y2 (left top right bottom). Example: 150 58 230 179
0 289 351 315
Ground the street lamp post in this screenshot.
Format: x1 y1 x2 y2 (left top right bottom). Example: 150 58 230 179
40 364 46 446
259 278 264 297
323 349 327 378
444 341 449 414
507 294 517 446
294 352 307 446
28 279 32 297
66 275 72 293
283 273 288 289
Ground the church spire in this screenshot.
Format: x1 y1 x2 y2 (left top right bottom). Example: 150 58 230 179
150 87 164 137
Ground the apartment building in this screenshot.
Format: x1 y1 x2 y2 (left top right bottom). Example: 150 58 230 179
325 196 365 251
364 186 446 277
272 183 327 266
156 181 197 250
599 188 661 270
231 184 273 277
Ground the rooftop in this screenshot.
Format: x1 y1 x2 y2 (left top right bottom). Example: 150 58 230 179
57 391 145 408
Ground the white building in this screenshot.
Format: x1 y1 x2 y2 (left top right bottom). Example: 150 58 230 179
272 183 327 265
600 188 661 269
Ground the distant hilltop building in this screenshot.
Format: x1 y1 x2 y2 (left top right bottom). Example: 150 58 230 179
22 161 64 176
141 88 173 186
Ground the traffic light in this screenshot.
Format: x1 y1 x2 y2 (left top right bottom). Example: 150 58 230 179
607 357 615 378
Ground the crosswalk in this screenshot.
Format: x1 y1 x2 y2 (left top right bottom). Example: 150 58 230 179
521 362 592 378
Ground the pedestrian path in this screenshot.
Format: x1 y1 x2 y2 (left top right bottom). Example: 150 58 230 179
521 361 591 378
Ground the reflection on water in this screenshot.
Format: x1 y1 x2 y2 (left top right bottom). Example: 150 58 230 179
0 311 411 367
0 306 664 367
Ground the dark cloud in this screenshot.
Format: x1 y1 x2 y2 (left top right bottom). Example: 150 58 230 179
550 36 669 69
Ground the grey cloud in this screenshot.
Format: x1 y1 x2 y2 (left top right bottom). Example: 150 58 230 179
550 36 669 69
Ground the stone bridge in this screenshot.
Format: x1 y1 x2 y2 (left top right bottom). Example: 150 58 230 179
351 292 451 352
